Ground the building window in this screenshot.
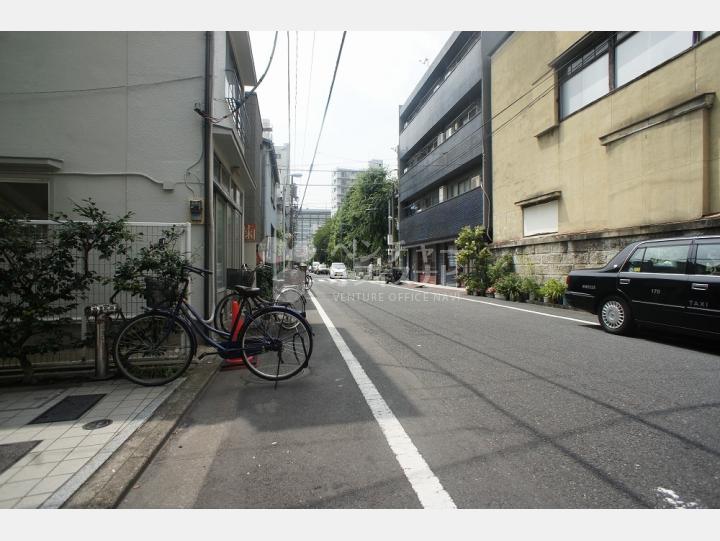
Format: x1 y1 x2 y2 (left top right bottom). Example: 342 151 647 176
523 200 558 237
616 32 693 87
558 31 700 120
403 100 481 174
0 181 49 219
560 50 609 118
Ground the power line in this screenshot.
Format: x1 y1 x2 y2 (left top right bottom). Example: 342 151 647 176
199 31 279 124
298 31 347 212
293 31 299 168
301 31 316 165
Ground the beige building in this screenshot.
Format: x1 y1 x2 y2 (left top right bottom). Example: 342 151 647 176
489 31 720 278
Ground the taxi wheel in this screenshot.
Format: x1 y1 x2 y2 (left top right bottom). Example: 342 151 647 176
598 296 634 335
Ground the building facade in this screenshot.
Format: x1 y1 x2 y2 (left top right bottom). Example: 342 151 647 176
295 208 331 263
0 31 266 315
397 32 508 285
489 31 720 279
330 159 383 216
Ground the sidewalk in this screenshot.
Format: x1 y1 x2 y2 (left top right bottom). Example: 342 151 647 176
0 358 219 509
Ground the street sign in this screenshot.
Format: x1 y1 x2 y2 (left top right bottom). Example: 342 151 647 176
244 224 256 241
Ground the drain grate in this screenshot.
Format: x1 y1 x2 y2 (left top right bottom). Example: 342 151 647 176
30 394 106 424
82 419 113 431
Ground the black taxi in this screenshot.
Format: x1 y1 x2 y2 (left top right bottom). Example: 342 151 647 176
565 236 720 336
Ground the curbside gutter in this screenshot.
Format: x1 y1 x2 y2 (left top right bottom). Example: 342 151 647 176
63 356 221 508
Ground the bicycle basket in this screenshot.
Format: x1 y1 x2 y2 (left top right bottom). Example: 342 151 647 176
227 267 255 288
143 277 179 309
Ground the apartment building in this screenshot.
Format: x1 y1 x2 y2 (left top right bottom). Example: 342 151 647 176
489 31 720 279
0 31 265 315
397 32 508 285
295 208 331 262
330 159 383 216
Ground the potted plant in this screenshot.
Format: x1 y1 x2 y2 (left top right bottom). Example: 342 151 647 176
520 276 541 302
485 286 496 298
540 278 567 304
496 273 522 301
464 274 479 296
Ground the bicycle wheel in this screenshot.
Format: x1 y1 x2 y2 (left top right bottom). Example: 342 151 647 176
275 287 306 314
113 312 196 386
304 274 313 291
239 306 313 381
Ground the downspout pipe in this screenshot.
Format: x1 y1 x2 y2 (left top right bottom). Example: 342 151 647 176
203 31 215 318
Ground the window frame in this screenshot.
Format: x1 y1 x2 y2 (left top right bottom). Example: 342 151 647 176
621 241 691 275
0 179 51 219
557 31 707 122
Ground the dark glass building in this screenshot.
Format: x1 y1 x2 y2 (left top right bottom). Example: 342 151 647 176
397 31 508 285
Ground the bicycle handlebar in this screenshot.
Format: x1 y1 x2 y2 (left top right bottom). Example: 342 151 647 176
183 264 213 276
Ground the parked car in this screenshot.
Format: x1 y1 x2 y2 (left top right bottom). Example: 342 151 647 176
317 264 329 275
329 262 348 279
565 236 720 337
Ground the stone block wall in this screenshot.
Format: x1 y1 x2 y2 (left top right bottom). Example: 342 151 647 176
490 217 720 282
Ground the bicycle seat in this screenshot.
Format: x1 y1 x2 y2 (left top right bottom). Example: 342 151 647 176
231 285 261 297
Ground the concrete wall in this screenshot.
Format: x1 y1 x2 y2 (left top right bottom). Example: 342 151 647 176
0 31 264 313
490 32 720 247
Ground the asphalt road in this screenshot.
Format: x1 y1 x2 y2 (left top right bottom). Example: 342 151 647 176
120 278 720 508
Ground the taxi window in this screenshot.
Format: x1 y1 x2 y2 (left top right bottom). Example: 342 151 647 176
694 243 720 275
622 243 690 274
622 247 645 272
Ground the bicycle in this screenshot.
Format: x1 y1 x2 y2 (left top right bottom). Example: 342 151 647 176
113 265 313 386
305 273 313 291
214 264 307 333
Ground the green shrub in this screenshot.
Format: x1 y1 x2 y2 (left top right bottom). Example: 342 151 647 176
488 254 514 285
520 276 541 299
495 273 523 300
540 278 567 302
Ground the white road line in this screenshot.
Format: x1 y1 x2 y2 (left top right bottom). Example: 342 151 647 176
308 289 456 509
374 282 597 326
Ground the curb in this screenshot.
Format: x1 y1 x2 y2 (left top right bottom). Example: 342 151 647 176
62 355 221 508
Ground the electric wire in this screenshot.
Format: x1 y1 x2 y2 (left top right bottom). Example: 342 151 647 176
301 31 316 165
298 31 347 212
293 31 299 168
202 31 279 124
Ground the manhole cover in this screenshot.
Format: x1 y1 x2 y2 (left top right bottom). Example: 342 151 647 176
82 419 113 430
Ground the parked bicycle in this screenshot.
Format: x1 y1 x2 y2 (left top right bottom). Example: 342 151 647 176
214 264 307 333
112 265 313 386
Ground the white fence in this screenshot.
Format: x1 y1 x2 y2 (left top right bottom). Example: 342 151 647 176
18 220 192 321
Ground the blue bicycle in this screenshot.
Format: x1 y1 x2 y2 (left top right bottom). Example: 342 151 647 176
112 265 313 386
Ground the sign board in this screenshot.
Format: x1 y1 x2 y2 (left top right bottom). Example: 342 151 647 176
244 224 256 241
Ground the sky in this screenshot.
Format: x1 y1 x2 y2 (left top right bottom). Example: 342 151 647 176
249 31 452 210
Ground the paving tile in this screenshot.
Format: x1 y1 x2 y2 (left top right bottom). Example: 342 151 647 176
45 436 86 451
80 433 115 447
34 426 72 441
14 493 50 509
27 474 71 496
0 478 40 500
64 444 104 461
28 448 72 465
0 498 20 508
49 457 90 476
61 427 92 439
8 462 58 482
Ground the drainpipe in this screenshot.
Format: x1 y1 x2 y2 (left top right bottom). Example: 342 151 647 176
203 31 215 318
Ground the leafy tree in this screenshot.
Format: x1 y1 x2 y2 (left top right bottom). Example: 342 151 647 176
455 225 492 292
0 200 135 382
312 216 335 264
328 166 394 266
113 226 190 297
